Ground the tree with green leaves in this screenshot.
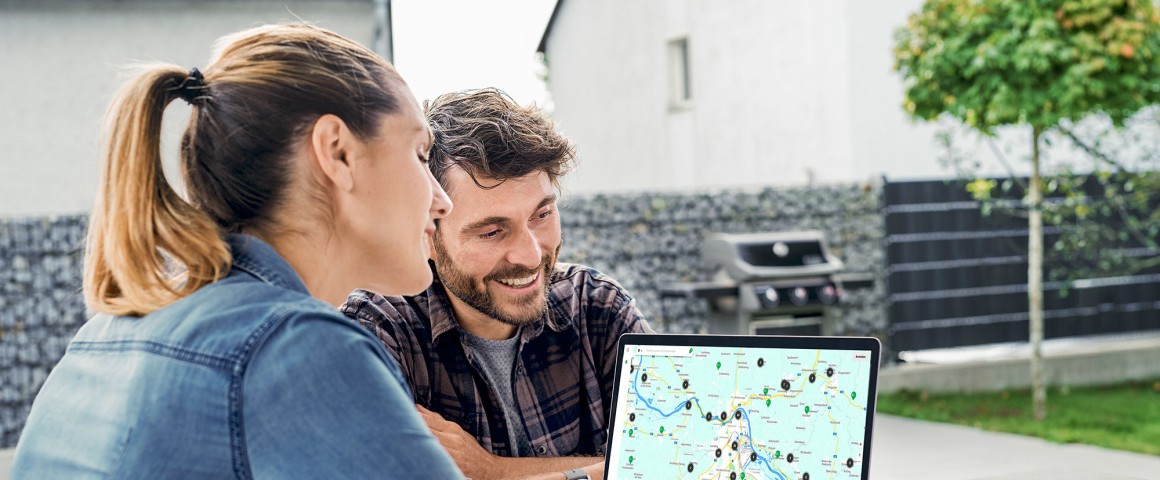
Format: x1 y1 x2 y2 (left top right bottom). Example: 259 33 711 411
1047 114 1160 282
893 0 1160 421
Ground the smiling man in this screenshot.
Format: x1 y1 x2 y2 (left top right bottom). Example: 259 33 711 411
341 88 652 480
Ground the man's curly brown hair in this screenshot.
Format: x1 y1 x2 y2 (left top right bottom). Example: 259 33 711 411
424 88 575 192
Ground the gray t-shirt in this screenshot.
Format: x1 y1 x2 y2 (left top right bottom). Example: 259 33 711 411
461 329 533 456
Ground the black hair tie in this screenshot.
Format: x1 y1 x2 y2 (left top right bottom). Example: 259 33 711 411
171 67 209 105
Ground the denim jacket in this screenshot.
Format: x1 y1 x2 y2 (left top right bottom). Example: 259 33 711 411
12 234 462 479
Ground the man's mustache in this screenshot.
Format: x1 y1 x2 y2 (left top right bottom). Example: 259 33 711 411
483 257 552 283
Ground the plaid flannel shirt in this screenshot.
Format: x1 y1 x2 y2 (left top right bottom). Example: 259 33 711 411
340 262 653 458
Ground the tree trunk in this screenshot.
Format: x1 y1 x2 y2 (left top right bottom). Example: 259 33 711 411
1029 126 1046 422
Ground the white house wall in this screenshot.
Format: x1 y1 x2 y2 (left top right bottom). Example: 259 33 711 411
542 0 1054 195
847 0 956 181
545 0 858 194
0 1 374 218
544 0 670 194
689 0 855 189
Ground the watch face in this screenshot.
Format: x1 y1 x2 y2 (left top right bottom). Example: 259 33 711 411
563 468 590 480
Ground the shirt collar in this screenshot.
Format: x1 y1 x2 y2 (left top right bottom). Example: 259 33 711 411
226 233 311 295
425 264 573 345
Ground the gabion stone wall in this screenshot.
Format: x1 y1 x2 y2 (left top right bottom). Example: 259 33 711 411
0 184 889 448
0 215 89 448
558 183 888 342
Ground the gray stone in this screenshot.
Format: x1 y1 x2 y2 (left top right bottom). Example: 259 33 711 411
560 183 887 347
0 215 89 447
0 186 893 448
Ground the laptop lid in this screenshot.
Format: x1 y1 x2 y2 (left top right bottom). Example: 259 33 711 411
605 334 881 480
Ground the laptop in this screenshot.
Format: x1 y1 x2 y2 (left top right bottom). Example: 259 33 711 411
604 334 881 480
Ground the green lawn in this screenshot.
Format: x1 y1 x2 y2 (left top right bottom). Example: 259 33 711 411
876 379 1160 456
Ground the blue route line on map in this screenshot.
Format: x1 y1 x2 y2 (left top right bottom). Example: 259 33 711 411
630 357 699 418
630 355 789 480
742 456 788 480
736 407 788 480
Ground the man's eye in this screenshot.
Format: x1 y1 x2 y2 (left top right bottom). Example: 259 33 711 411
479 229 501 239
536 209 554 220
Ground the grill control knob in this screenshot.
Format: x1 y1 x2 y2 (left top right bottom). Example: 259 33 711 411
772 242 790 258
762 287 779 307
819 284 839 305
790 287 809 306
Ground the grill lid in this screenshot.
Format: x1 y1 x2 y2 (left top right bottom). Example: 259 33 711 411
702 231 844 281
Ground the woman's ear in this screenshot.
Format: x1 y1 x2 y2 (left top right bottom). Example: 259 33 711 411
309 114 355 192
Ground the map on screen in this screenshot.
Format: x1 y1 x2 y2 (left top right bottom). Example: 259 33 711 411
607 344 872 480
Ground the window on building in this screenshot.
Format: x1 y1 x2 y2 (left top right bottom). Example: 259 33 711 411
668 37 692 108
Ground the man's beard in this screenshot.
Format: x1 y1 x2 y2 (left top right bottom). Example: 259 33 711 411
433 235 561 327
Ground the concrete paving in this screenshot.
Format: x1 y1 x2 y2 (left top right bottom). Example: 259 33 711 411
3 414 1158 479
870 414 1160 480
0 448 10 480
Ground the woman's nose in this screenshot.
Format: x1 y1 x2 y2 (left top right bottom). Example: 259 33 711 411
428 170 452 219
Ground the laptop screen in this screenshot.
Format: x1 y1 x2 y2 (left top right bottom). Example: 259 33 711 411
606 334 880 480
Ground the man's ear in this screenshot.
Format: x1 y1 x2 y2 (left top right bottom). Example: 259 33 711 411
309 114 355 192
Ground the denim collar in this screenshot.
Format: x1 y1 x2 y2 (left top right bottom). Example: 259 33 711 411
227 234 311 295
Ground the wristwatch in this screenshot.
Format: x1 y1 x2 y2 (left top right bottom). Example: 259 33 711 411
562 467 590 480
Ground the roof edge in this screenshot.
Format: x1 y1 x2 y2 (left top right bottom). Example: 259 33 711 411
536 0 564 54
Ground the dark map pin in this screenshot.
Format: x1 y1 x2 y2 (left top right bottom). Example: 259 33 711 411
641 373 647 382
734 410 742 420
730 473 737 480
781 379 791 391
808 373 816 383
715 448 722 458
687 463 694 473
802 473 809 480
731 441 739 451
683 379 690 389
685 400 692 410
847 458 854 468
706 412 714 421
720 411 727 421
629 365 633 373
757 358 765 367
750 452 757 462
629 413 635 422
826 367 834 377
787 453 794 463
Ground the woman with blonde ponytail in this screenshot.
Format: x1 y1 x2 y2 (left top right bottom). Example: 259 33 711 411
13 24 463 478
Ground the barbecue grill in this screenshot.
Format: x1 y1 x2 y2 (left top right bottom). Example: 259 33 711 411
662 231 848 335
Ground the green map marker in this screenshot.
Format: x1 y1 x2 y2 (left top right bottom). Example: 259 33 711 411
659 426 665 434
763 388 768 395
689 347 694 353
766 399 771 407
851 392 857 399
628 428 634 437
805 406 810 414
629 455 634 464
776 450 781 458
741 474 746 480
716 361 722 370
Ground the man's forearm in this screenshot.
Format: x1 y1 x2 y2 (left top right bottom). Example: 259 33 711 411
499 456 604 480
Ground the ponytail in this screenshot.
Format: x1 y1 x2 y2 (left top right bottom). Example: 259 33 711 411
83 65 231 316
86 23 405 316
